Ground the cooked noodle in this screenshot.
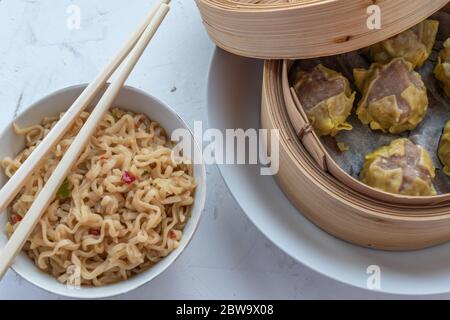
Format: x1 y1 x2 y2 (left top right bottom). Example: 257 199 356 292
1 108 196 286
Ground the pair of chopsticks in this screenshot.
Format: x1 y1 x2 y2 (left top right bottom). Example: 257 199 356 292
0 0 171 279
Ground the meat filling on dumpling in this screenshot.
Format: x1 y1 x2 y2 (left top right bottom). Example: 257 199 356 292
360 138 436 196
292 64 355 137
354 58 428 134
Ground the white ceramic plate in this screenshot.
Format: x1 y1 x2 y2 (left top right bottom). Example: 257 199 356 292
0 84 206 299
207 48 450 296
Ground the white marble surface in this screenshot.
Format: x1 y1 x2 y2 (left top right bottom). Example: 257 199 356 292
0 0 447 300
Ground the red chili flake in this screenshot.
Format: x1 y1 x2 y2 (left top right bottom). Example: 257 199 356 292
89 229 101 236
169 230 177 240
121 171 137 184
11 214 22 225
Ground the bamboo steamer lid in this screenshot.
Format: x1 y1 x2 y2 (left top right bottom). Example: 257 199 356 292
196 0 449 59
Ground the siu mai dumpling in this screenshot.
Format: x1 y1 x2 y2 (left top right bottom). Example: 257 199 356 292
438 120 450 177
364 20 439 69
360 138 436 196
434 38 450 98
354 58 428 134
292 64 355 137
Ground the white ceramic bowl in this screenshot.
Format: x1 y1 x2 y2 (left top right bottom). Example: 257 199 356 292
0 84 206 299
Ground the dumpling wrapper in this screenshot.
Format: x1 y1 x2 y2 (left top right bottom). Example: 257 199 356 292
438 120 450 177
293 64 355 137
360 138 436 196
434 38 450 98
354 58 428 134
363 20 439 69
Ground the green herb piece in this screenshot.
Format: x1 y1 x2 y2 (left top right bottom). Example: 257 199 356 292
57 179 71 200
112 110 119 121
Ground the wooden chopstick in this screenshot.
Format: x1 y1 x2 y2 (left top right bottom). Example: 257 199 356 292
0 0 170 215
0 2 170 280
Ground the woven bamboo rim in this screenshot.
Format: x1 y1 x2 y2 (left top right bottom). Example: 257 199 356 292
262 60 450 250
196 0 449 59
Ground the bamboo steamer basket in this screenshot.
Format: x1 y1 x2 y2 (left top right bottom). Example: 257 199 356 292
259 5 450 251
281 58 450 207
196 0 449 59
261 60 450 251
198 1 450 250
